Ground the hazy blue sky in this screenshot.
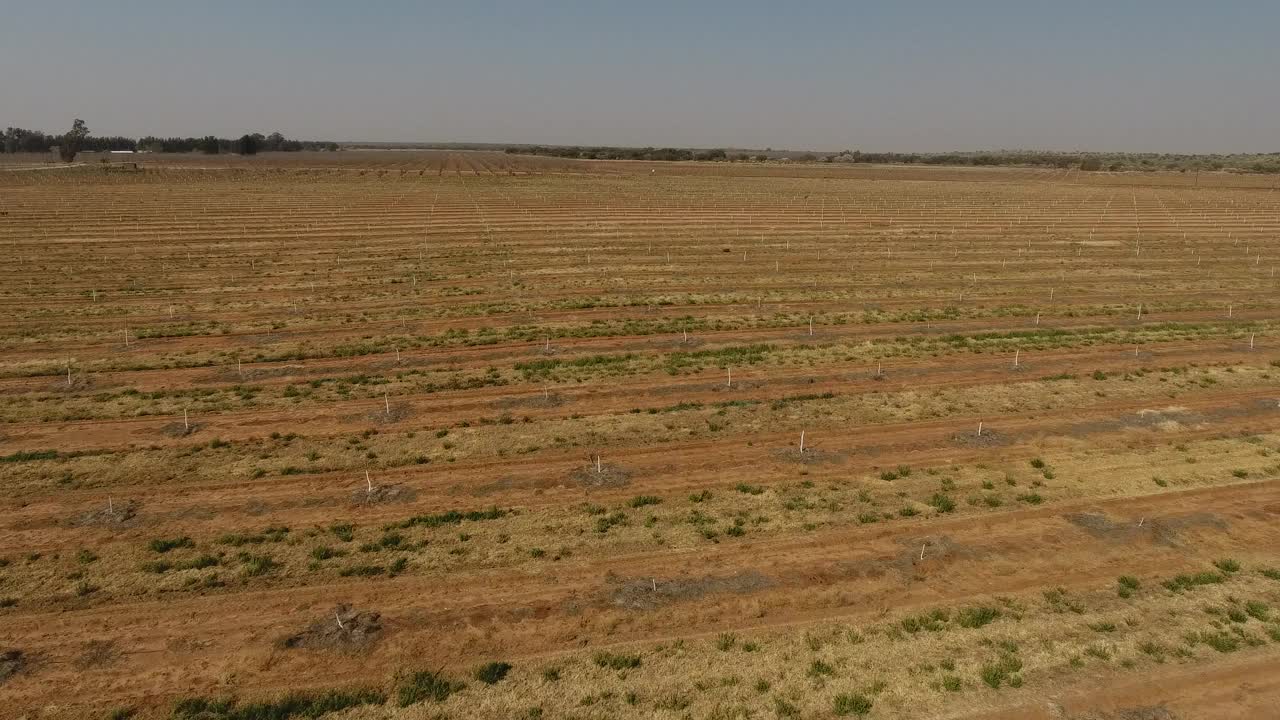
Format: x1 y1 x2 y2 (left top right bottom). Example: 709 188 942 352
3 1 1276 152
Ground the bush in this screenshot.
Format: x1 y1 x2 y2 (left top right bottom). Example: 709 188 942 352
396 671 468 702
1214 558 1241 573
956 605 1001 628
833 693 873 716
149 537 195 553
171 689 384 719
928 494 956 513
239 554 278 577
979 655 1023 688
1162 571 1224 592
396 670 464 706
475 661 513 685
593 651 641 670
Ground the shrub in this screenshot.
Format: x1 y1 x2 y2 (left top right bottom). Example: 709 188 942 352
979 655 1023 688
628 495 662 508
149 537 195 553
593 652 641 670
928 494 956 513
311 546 341 561
833 693 872 716
1214 558 1241 573
1163 571 1225 592
397 670 464 706
808 659 835 677
1244 601 1270 621
475 661 512 685
956 605 1001 629
239 554 278 577
172 690 384 720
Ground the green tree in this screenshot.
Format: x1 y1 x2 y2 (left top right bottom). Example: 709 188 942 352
236 134 260 155
59 119 89 162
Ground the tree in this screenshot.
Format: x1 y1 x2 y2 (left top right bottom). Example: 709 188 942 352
236 134 260 155
1079 157 1102 171
197 135 221 154
59 119 89 162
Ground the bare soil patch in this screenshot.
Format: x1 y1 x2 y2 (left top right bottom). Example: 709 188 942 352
73 500 140 527
606 570 774 610
570 462 632 489
773 446 844 464
1065 511 1227 548
280 604 383 653
73 640 121 670
951 428 1011 447
352 483 417 505
159 421 202 438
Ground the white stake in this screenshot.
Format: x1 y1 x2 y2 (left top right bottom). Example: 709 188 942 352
336 611 345 630
596 455 602 473
384 391 391 415
365 469 372 492
1013 350 1020 367
977 421 983 437
1035 312 1040 326
1250 333 1255 349
183 408 189 431
920 544 926 560
726 367 732 387
799 431 805 453
809 317 814 336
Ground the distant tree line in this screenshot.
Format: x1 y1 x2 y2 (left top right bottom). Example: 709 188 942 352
507 145 731 162
2 125 338 157
507 144 1280 174
2 126 135 154
820 149 1280 173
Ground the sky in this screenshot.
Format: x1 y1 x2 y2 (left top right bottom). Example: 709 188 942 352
2 1 1277 153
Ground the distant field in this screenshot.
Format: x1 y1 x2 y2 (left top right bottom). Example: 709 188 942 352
1 157 1278 719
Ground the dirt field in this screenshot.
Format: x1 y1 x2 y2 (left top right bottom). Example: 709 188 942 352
1 154 1278 719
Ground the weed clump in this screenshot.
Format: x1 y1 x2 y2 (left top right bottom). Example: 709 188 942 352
396 670 464 706
475 661 512 685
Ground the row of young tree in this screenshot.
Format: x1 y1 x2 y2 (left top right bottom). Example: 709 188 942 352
1 121 337 160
